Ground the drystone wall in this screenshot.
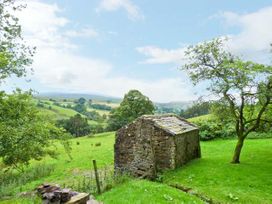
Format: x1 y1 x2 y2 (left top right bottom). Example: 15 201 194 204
115 118 157 178
174 130 201 167
114 115 201 179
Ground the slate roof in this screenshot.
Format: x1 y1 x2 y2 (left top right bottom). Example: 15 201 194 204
141 114 198 135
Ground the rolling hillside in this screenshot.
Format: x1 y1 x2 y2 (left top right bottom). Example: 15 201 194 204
1 132 272 203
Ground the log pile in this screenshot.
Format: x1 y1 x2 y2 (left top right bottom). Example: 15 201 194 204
36 184 89 204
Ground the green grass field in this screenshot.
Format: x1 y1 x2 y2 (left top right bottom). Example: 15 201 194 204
96 179 203 204
36 99 100 125
1 132 271 203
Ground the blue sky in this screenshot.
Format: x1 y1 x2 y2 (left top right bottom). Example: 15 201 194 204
5 0 272 102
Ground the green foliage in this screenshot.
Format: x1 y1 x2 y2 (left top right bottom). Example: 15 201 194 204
90 123 105 134
84 110 102 121
73 103 87 113
191 115 235 140
77 97 86 105
155 106 180 114
0 0 34 81
0 91 70 171
183 38 272 163
180 101 211 118
0 164 55 197
107 90 155 130
90 103 112 111
57 114 91 137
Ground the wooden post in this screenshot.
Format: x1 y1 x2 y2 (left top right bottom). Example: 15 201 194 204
93 160 101 194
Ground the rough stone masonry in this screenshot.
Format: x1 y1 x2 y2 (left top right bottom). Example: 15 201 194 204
114 114 201 179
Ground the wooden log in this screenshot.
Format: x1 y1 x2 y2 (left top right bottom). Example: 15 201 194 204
65 193 90 204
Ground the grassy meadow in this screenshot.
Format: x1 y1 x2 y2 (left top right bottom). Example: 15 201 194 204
1 130 271 204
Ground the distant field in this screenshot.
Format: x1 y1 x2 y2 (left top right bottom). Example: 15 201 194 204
36 98 119 118
87 107 111 116
92 100 119 109
1 132 272 203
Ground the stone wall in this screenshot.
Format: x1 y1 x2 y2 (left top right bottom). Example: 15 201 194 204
114 118 157 179
151 126 175 170
174 129 201 167
114 115 201 179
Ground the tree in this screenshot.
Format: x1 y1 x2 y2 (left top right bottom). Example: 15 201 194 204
0 1 70 171
73 103 87 113
180 101 211 118
57 114 91 137
77 97 86 105
0 90 70 171
182 38 272 163
0 0 34 81
107 90 155 130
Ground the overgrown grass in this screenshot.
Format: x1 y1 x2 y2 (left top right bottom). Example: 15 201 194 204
0 164 55 198
0 132 115 200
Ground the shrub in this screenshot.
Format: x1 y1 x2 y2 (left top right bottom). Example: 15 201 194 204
90 104 112 111
191 116 235 140
57 114 91 137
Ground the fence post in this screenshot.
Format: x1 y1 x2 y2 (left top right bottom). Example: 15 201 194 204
93 160 101 194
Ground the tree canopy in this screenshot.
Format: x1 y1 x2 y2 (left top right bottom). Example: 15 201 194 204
0 90 70 171
107 90 155 130
0 1 70 171
57 114 91 137
0 0 34 81
183 38 272 163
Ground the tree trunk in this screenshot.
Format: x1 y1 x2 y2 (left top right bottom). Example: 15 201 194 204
231 137 245 164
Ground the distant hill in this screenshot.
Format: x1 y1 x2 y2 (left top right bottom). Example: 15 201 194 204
35 92 194 114
155 101 193 109
35 92 122 103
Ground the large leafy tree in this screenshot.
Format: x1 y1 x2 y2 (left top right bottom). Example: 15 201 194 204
0 0 34 81
0 90 70 171
108 90 155 130
0 1 70 171
182 38 272 163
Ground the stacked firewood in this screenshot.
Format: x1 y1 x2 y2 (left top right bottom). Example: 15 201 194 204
36 184 78 203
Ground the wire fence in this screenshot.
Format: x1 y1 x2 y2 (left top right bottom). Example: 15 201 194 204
63 165 115 194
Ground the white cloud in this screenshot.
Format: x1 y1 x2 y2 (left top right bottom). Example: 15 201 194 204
64 28 98 38
97 0 144 20
219 7 272 63
136 46 187 64
137 6 272 65
13 0 194 102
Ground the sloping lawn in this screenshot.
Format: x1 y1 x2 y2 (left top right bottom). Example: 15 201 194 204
163 138 272 204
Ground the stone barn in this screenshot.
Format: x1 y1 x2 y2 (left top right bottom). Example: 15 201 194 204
114 114 201 179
